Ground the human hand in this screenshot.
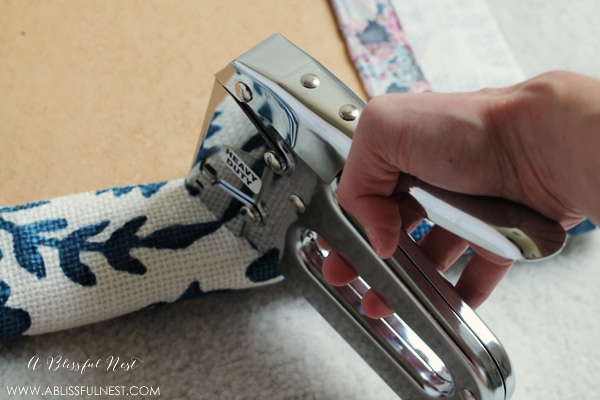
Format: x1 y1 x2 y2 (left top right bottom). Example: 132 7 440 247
323 71 600 315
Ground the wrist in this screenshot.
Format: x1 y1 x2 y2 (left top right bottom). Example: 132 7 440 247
487 71 600 226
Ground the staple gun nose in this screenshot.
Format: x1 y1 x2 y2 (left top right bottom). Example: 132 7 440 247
188 34 566 400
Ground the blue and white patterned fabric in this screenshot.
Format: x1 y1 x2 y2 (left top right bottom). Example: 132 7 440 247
0 178 281 341
0 75 291 341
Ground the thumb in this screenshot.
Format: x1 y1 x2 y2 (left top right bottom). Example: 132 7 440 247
337 92 502 257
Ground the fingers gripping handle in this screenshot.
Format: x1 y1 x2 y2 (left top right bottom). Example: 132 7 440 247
0 179 281 341
280 186 513 400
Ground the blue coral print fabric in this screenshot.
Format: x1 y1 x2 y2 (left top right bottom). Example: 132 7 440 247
0 180 281 341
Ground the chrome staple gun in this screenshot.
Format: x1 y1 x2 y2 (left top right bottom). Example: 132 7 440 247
0 34 566 400
187 34 566 400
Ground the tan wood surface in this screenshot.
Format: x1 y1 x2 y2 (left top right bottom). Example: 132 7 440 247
0 0 364 206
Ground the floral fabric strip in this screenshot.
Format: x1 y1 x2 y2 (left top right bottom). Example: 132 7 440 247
329 0 430 97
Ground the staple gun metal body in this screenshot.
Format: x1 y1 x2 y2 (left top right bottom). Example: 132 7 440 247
188 34 566 400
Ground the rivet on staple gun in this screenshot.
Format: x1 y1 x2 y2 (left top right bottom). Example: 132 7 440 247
186 34 566 400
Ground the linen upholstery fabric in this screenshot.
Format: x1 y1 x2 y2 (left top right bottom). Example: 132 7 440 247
0 178 283 340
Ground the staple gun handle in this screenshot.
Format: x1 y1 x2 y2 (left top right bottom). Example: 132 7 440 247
278 131 566 399
280 182 514 399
